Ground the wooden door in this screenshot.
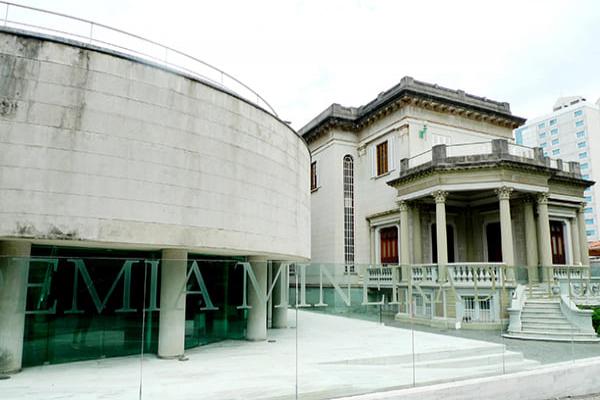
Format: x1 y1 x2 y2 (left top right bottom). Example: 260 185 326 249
550 221 566 265
380 227 398 264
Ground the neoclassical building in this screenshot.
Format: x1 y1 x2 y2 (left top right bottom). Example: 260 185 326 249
301 77 597 338
0 26 309 372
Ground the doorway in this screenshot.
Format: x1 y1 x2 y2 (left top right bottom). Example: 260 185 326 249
550 221 566 265
486 222 503 262
380 226 399 265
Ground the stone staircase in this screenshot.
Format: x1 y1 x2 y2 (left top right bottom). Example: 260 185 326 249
504 285 600 342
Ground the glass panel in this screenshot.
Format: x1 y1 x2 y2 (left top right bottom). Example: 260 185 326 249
410 263 506 385
1 253 145 397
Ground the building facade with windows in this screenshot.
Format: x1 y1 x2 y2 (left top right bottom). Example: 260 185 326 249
515 96 600 241
301 78 595 336
0 28 310 372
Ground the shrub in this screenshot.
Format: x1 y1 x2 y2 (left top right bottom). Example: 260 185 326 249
592 308 600 335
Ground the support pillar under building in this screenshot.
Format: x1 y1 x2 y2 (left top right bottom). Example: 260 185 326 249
0 240 31 374
433 190 448 281
411 203 422 264
571 217 582 266
158 248 188 359
271 262 288 329
399 200 411 281
537 193 553 282
577 204 590 266
246 256 269 341
523 197 539 282
497 186 515 281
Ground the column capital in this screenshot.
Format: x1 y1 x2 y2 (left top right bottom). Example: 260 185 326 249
397 200 409 212
536 192 550 205
410 200 423 211
495 186 513 201
578 202 587 213
431 190 448 204
522 195 536 205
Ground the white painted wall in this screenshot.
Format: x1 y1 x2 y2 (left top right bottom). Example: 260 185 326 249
0 31 310 260
308 103 516 265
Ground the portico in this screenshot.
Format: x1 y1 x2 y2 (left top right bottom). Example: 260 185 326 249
364 138 594 328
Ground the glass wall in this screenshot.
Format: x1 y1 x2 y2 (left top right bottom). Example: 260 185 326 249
2 257 600 399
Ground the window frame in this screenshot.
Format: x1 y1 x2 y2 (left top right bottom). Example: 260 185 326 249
310 161 318 191
376 141 389 176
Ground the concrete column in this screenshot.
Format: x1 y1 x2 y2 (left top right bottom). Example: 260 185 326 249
399 201 411 282
0 241 31 374
496 187 515 282
536 193 553 282
571 217 582 266
246 256 268 341
158 248 188 359
577 204 590 266
523 197 539 282
412 203 423 264
432 190 449 281
271 262 288 329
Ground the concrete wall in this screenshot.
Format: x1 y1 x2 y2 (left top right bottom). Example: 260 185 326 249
342 357 600 400
0 30 310 260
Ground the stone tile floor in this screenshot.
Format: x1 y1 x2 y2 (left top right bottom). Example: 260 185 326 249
1 309 543 400
3 309 599 400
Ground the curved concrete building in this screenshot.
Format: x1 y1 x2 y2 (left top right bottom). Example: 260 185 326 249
0 27 309 372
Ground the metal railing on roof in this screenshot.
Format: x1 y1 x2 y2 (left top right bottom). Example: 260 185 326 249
0 1 278 116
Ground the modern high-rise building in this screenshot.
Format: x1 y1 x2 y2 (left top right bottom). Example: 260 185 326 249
515 96 600 242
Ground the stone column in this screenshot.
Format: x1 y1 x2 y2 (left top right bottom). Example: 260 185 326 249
0 241 31 373
412 203 423 264
271 262 288 329
496 186 515 266
158 248 188 359
399 201 411 283
571 217 582 266
432 190 449 281
536 193 553 282
246 256 269 341
523 197 539 282
577 204 590 266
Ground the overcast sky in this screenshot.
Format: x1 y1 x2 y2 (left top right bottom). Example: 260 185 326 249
6 0 600 129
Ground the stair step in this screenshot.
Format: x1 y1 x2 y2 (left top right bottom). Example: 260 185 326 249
521 319 572 326
520 329 586 336
521 325 577 332
503 332 600 343
524 302 560 306
522 311 563 316
413 351 526 368
525 299 560 304
522 309 563 314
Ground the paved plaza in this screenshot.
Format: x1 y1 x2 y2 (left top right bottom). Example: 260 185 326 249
2 310 543 400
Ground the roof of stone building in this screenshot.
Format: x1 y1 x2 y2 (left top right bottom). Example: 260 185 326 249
589 240 600 256
299 76 526 142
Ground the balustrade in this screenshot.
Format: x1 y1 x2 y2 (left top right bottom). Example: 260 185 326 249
448 263 504 285
411 264 438 283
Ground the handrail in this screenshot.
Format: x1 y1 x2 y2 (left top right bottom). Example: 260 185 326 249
0 1 278 116
445 140 492 148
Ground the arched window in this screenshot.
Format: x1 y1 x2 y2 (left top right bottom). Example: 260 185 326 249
343 155 354 273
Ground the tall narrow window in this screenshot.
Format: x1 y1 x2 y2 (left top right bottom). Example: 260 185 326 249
343 155 355 273
376 141 388 176
310 161 317 190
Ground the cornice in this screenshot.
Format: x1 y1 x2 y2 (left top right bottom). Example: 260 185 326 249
302 82 526 145
387 159 592 189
